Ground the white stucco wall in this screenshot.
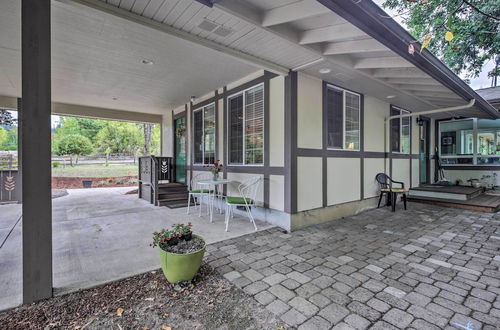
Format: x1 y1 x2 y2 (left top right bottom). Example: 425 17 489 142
327 158 361 205
226 70 264 90
392 159 411 189
269 75 285 167
364 95 388 153
269 175 285 211
297 73 322 149
297 157 323 211
161 109 173 157
364 158 385 198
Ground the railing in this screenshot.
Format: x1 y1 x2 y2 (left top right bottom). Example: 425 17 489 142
138 156 174 205
0 169 19 203
0 153 18 170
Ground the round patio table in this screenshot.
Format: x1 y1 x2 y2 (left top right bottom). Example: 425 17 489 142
197 179 232 223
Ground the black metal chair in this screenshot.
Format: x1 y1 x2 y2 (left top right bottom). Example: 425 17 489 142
375 173 407 212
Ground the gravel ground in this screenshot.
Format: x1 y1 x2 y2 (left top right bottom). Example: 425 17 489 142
0 264 286 330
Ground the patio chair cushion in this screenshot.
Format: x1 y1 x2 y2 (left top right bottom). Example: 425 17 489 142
381 188 406 193
225 196 254 205
189 189 213 194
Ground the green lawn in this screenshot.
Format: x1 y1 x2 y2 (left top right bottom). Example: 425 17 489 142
52 163 138 178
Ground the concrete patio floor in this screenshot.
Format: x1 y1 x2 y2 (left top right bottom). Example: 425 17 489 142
207 204 500 329
0 187 273 311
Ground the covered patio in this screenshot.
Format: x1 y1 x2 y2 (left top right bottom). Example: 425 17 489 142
0 187 272 311
1 0 498 318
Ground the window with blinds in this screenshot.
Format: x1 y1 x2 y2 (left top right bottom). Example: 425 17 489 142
326 85 360 150
390 106 411 154
228 84 264 165
193 103 216 164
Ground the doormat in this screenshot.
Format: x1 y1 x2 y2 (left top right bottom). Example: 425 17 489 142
163 200 189 209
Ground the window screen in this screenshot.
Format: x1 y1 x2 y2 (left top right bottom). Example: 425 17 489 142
228 84 264 165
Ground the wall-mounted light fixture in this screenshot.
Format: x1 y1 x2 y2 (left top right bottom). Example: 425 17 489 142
416 116 424 126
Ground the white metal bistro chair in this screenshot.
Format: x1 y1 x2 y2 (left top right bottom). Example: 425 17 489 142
223 176 261 232
187 173 213 216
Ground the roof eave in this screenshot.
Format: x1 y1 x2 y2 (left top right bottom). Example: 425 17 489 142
317 0 499 119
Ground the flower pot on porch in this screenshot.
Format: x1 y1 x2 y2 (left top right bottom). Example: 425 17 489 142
158 235 206 283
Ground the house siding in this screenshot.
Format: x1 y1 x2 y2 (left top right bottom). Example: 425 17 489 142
291 72 418 229
164 71 287 220
163 70 422 231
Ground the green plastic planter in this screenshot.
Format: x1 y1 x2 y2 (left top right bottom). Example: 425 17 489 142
159 235 206 283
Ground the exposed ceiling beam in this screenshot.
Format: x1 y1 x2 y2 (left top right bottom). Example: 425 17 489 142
58 0 289 75
372 68 430 78
198 0 444 110
262 0 331 27
323 39 388 55
354 57 413 69
383 78 440 86
214 0 301 43
299 23 366 44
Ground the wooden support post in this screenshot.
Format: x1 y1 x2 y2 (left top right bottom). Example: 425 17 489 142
22 0 53 303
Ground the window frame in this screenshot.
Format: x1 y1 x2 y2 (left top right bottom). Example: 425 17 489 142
390 106 411 154
325 84 361 151
439 118 500 167
226 83 265 166
192 102 216 165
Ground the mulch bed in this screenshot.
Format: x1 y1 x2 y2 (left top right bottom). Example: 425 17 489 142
160 237 204 254
52 176 138 189
0 264 285 330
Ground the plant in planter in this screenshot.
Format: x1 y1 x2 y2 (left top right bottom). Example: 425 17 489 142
173 222 193 241
151 223 205 283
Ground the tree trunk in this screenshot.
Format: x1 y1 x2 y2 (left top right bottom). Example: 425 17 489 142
143 123 153 156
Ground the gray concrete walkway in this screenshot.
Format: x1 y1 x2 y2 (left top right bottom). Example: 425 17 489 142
0 187 273 311
207 204 500 329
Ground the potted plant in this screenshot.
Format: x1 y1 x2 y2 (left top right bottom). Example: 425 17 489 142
151 224 205 283
205 160 223 181
174 222 193 241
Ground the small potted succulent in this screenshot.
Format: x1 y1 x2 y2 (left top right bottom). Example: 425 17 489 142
151 223 205 283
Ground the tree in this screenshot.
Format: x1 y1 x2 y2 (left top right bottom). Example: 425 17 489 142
0 110 16 126
94 121 143 154
381 0 499 79
0 127 7 149
54 134 93 166
53 116 105 144
143 123 153 155
0 127 17 151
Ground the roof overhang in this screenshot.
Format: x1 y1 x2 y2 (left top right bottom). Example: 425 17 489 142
317 0 499 119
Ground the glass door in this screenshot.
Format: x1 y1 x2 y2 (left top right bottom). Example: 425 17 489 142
419 119 430 184
174 117 186 183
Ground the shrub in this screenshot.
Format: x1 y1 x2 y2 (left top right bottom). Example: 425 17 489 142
52 161 60 168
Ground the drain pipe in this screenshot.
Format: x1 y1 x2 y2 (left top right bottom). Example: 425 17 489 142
383 99 476 174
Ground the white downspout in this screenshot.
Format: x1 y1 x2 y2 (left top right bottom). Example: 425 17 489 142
383 99 476 174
